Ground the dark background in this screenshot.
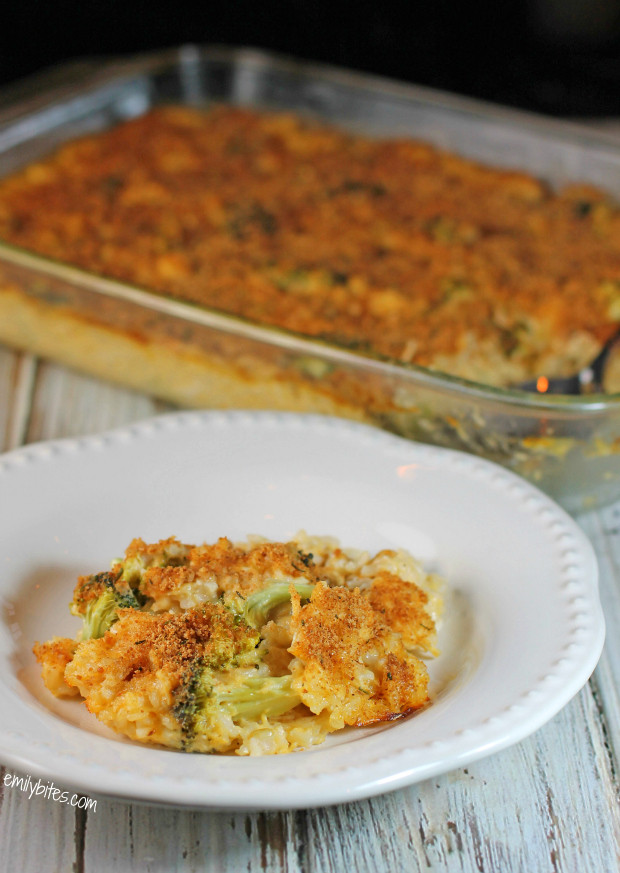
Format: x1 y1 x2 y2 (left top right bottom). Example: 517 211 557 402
2 0 620 117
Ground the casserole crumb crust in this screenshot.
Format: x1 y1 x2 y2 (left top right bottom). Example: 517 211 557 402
1 104 620 387
33 533 443 755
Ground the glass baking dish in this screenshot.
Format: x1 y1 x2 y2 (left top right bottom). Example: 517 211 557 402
0 44 619 514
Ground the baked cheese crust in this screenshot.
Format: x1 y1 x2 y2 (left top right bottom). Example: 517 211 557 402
33 533 443 756
1 105 619 387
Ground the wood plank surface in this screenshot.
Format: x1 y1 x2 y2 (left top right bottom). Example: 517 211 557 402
0 346 619 873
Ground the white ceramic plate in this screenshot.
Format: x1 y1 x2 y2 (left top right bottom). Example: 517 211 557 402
0 411 604 810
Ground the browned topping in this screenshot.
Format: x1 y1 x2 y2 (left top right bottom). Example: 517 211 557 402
141 565 196 597
367 572 435 652
118 605 257 675
289 583 429 726
124 536 186 559
71 571 116 613
187 537 318 594
33 636 78 670
65 604 259 694
1 105 619 384
32 636 80 698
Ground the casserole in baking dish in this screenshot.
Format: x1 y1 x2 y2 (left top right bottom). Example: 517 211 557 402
0 46 618 511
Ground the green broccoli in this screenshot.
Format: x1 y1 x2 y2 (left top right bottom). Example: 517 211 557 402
116 541 190 586
210 675 300 720
170 580 316 749
174 661 301 747
81 580 146 640
242 579 316 629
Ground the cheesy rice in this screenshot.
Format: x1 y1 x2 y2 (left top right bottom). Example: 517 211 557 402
33 532 442 756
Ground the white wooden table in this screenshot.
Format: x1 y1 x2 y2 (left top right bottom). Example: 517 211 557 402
0 343 619 872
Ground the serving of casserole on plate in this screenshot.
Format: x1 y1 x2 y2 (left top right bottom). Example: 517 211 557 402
0 411 605 808
34 530 443 756
0 45 619 510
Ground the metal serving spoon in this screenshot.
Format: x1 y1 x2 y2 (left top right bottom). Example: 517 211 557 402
518 329 620 395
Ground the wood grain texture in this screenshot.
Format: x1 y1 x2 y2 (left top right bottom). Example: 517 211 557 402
0 346 37 451
0 344 619 873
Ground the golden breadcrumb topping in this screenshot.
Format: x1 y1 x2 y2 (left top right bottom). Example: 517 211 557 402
289 583 429 729
1 104 620 386
140 565 197 598
71 573 112 612
186 537 321 595
367 571 437 655
32 637 80 699
34 532 442 755
124 536 186 560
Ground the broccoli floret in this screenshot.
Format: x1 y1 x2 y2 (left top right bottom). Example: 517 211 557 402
195 673 300 724
81 582 145 640
243 580 315 628
70 570 119 616
116 539 190 586
170 581 314 748
210 676 300 720
174 663 301 744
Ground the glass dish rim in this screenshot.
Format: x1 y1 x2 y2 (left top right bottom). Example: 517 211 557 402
1 239 618 414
